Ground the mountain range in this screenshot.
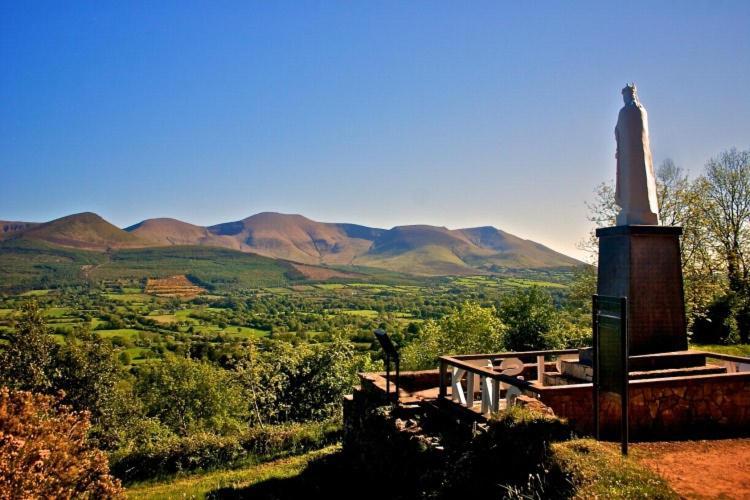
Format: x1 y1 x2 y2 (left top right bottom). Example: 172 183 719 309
1 212 579 276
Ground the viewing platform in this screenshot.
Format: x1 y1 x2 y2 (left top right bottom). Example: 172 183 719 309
356 348 750 439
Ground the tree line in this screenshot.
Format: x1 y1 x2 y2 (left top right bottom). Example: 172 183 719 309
583 147 750 344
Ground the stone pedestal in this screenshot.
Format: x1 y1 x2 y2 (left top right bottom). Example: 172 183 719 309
596 225 687 356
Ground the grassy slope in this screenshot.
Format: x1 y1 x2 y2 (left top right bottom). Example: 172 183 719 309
691 343 750 357
126 439 675 499
356 244 476 276
94 246 298 289
0 239 105 291
550 439 676 498
0 240 298 291
126 445 339 499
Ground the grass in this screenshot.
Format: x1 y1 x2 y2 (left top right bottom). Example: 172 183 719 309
42 307 72 318
147 314 179 324
339 309 379 317
105 293 151 302
20 289 52 296
123 347 154 363
314 283 346 290
227 326 269 338
96 328 143 339
125 445 339 499
692 343 750 357
550 439 677 499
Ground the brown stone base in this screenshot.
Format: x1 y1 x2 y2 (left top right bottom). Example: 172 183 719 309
596 225 688 355
537 372 750 439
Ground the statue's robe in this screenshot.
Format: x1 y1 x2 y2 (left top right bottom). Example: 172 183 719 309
615 101 660 225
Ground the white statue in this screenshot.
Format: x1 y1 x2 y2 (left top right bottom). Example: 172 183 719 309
615 84 660 225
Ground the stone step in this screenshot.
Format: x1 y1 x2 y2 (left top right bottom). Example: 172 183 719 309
629 350 707 371
557 357 725 383
629 363 726 380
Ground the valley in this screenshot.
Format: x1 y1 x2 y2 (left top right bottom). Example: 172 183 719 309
0 268 574 366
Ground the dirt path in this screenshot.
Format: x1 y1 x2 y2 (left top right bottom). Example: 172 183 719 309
632 438 750 499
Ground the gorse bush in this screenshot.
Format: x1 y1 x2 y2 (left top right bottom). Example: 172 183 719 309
0 387 123 499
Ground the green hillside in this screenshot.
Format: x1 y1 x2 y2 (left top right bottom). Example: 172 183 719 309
0 241 299 292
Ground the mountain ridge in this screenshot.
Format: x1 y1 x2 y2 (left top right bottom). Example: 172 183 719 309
2 211 580 276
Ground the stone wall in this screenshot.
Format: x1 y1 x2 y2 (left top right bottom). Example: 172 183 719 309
343 374 573 498
538 372 750 439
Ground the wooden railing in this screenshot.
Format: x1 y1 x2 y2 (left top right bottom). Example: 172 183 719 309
438 349 580 415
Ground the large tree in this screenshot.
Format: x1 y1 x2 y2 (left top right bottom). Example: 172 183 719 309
699 148 750 294
698 148 750 341
656 159 725 324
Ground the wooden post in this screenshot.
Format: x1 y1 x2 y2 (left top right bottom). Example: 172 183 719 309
536 355 545 386
452 367 466 405
439 359 447 399
466 370 475 407
491 379 500 413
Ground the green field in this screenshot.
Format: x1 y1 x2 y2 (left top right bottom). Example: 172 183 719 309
96 328 143 339
0 263 578 368
339 309 380 318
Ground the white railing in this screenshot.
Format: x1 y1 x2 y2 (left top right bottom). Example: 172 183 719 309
438 349 580 415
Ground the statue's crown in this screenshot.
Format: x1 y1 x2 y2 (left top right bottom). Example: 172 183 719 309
622 83 637 96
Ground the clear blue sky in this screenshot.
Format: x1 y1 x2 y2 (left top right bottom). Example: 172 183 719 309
2 1 749 259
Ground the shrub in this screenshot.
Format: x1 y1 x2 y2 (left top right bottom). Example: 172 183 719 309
692 291 749 345
500 287 565 351
401 302 506 370
237 334 359 424
0 387 123 498
109 419 341 483
135 356 249 436
0 301 57 393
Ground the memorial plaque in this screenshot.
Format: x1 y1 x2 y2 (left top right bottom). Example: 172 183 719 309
593 295 629 454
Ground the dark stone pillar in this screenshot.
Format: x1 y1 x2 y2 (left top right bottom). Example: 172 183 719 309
596 225 688 356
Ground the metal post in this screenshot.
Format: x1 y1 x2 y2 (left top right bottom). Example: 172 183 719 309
395 356 400 404
620 296 629 456
385 352 390 398
592 294 600 441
